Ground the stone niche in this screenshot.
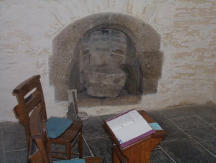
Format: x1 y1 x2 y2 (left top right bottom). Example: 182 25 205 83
49 13 163 106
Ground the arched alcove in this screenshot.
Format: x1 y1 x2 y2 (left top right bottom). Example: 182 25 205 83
49 13 163 105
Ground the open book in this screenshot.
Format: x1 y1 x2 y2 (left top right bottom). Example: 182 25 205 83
105 109 155 148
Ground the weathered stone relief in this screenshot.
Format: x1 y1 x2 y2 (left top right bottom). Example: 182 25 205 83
50 13 163 100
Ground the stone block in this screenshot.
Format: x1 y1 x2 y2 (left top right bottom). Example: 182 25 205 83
142 78 158 94
139 51 163 79
135 23 161 52
121 64 142 95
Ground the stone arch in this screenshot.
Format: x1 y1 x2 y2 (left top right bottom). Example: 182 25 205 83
50 12 162 100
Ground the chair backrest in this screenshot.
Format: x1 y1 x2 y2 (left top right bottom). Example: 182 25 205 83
12 75 48 156
29 105 51 163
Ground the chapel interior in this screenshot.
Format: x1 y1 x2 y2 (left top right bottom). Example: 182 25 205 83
0 1 216 163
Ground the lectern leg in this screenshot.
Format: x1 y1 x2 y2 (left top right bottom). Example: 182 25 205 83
113 150 121 163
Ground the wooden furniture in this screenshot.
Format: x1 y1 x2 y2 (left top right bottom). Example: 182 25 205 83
29 104 102 163
104 110 167 163
12 75 83 160
112 145 128 163
69 89 79 120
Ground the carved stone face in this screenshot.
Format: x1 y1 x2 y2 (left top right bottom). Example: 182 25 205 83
84 65 127 97
79 28 128 97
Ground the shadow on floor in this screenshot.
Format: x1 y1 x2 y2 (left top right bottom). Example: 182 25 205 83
1 104 216 163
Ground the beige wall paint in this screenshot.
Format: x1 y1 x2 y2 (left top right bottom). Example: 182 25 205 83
0 0 216 121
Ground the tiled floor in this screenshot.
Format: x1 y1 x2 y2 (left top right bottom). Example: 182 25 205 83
1 104 216 163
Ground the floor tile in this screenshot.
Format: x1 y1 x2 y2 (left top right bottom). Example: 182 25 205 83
147 111 168 122
160 106 197 119
98 114 114 121
161 138 216 163
185 127 216 154
195 106 216 124
201 140 216 155
0 157 4 163
150 149 174 163
171 115 209 130
5 149 27 163
158 119 189 142
83 116 109 141
2 123 27 151
87 138 112 163
0 130 5 163
185 127 216 140
0 152 4 163
82 136 96 157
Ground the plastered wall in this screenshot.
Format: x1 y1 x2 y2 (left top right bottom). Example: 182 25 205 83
0 0 216 121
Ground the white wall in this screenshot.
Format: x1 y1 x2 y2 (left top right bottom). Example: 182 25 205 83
0 0 216 121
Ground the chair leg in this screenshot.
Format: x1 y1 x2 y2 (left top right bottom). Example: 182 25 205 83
66 143 71 159
79 131 83 158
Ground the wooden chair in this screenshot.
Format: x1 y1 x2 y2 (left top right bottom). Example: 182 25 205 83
12 75 83 160
29 104 102 163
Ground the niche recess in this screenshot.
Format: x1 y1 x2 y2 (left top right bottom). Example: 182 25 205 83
49 13 163 106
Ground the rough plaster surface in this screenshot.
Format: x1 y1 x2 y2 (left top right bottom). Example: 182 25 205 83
0 0 216 121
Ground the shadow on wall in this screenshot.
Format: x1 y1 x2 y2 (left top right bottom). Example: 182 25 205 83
49 12 163 102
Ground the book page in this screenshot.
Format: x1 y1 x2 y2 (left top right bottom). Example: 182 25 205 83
106 110 153 144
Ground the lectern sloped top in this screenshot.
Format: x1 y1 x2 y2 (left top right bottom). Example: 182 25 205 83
104 109 167 150
105 109 167 163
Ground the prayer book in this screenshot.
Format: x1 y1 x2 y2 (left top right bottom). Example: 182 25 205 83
105 109 155 148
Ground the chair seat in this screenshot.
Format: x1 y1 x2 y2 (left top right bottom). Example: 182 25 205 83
48 120 82 144
54 158 85 163
53 157 102 163
46 117 73 138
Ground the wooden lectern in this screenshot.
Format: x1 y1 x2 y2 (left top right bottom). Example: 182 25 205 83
104 110 167 163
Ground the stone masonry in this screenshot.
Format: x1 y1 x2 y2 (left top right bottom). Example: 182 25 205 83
50 13 163 101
